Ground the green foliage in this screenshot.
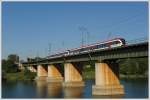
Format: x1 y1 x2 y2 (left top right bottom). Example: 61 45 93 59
2 59 7 71
83 62 95 79
2 54 37 81
2 59 18 73
5 71 36 81
4 69 36 81
8 54 19 63
5 73 18 81
24 68 36 80
119 58 148 77
82 70 95 80
2 54 19 73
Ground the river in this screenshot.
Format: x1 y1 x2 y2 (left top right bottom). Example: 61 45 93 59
2 79 148 98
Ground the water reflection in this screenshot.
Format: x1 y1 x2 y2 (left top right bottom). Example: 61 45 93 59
93 94 124 98
36 81 47 98
47 82 62 98
63 87 84 98
2 79 148 98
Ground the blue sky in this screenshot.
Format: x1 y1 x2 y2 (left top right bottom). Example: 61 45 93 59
2 2 148 60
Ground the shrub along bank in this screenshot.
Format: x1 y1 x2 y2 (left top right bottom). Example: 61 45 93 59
4 69 36 81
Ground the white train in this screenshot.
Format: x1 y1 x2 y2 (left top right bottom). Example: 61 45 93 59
47 38 126 59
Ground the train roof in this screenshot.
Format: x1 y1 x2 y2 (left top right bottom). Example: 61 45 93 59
47 37 125 57
68 37 125 51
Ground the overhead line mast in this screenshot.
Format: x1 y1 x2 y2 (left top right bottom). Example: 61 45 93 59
79 26 85 47
48 43 52 56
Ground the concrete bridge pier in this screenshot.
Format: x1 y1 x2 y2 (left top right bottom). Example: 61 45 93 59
92 61 124 96
47 64 63 82
36 65 48 81
28 66 32 72
29 65 37 72
63 63 84 87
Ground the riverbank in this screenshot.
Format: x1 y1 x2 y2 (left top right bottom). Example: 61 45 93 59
82 71 148 80
3 71 148 81
4 71 36 81
120 74 148 79
5 72 23 81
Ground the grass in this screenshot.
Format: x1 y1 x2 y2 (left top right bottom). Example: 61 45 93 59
6 72 20 81
5 71 36 81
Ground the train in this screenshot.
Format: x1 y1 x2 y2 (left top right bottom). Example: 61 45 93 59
47 38 126 59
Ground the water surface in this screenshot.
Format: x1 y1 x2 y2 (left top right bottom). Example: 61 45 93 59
2 79 148 98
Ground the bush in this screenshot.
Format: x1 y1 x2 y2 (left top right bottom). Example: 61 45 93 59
24 68 36 80
119 58 148 76
2 59 18 73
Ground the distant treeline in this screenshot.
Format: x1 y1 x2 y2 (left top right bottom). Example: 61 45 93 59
119 58 148 77
27 57 43 62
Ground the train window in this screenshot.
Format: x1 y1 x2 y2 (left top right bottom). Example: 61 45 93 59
82 48 86 51
97 44 102 48
83 48 87 51
105 43 110 47
101 44 105 48
112 41 120 45
112 41 115 45
120 39 126 45
102 44 106 47
86 47 90 51
116 41 120 44
97 44 106 48
80 48 84 52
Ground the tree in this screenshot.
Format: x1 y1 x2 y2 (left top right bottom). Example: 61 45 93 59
24 67 36 80
2 54 20 73
2 59 7 72
8 54 19 63
119 58 148 76
5 60 18 73
137 58 148 74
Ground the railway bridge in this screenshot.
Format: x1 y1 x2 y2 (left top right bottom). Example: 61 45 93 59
21 42 148 96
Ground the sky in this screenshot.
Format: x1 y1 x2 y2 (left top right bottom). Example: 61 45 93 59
2 2 148 61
